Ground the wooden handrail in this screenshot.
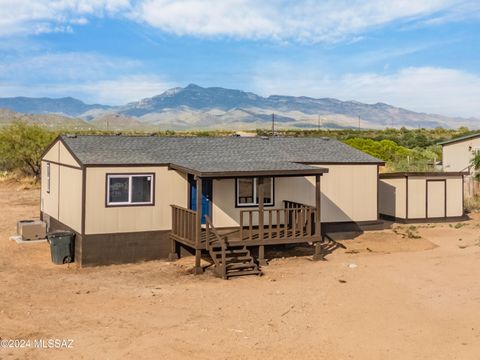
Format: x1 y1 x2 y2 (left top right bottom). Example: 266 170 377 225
171 204 197 214
205 215 227 278
283 200 315 210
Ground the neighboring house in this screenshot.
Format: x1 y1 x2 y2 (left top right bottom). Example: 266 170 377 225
440 133 480 172
40 135 386 275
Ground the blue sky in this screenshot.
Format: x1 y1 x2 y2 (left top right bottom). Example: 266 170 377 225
0 0 480 117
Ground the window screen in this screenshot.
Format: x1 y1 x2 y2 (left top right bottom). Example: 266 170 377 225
108 177 129 203
238 178 255 205
107 174 154 206
132 175 152 203
236 177 274 206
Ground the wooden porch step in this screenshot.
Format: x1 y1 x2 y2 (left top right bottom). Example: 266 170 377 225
226 269 262 278
211 249 249 255
226 262 256 270
224 255 252 262
204 219 263 279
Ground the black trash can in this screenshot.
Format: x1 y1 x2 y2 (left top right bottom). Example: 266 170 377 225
47 231 75 264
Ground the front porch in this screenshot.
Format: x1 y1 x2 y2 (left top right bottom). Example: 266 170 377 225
169 170 326 277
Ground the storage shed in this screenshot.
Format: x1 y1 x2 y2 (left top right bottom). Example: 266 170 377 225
379 172 467 223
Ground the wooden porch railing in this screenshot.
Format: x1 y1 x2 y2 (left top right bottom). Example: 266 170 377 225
239 204 318 243
171 200 320 248
171 205 197 245
283 200 315 210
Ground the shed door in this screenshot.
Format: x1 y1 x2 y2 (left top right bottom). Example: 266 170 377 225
426 180 446 218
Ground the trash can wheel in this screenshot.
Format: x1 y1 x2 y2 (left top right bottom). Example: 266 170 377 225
63 256 72 264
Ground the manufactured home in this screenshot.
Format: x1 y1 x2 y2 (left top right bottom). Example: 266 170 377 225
40 135 385 275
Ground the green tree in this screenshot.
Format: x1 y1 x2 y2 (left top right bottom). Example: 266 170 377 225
0 122 57 177
471 152 480 180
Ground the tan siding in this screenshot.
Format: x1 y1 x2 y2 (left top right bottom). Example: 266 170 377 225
211 164 378 227
212 179 240 227
317 164 378 222
379 178 406 218
59 142 80 167
41 161 59 219
443 137 480 172
446 177 463 217
41 139 82 228
407 178 427 219
43 142 60 162
85 166 187 235
58 167 82 232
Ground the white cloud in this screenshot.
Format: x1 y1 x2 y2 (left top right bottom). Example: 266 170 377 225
0 0 478 41
0 0 132 37
72 76 176 104
131 0 472 42
0 75 175 105
253 66 480 118
0 52 140 82
0 52 175 104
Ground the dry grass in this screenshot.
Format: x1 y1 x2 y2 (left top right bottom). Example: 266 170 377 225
465 195 480 212
0 171 39 190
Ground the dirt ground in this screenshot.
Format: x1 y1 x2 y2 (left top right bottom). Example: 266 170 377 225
1 180 479 360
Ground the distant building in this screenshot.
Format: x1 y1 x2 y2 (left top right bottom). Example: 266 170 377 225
440 133 480 173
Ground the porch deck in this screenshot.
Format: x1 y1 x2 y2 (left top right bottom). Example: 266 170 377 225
170 201 322 250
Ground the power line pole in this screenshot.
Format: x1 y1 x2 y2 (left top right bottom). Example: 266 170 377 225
271 113 275 136
317 115 321 131
358 116 361 130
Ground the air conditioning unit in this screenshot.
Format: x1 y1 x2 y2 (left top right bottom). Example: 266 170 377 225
17 220 47 241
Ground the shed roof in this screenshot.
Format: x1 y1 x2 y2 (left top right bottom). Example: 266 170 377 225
379 171 468 179
57 135 383 176
438 133 480 146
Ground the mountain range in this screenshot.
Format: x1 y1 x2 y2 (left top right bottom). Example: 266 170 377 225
0 84 476 130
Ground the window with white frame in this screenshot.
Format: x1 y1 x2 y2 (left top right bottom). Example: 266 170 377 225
46 162 51 194
107 174 154 206
236 177 274 207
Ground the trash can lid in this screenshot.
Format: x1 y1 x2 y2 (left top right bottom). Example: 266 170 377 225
47 230 74 238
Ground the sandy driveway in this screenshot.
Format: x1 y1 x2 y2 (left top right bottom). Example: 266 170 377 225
1 181 479 359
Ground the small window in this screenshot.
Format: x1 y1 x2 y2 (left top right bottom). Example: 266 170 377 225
46 162 51 194
236 177 274 207
107 174 154 206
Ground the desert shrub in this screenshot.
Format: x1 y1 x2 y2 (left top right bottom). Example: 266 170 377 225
406 226 421 239
0 122 57 178
465 196 480 212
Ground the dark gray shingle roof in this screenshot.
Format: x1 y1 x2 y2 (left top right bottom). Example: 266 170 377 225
60 135 383 174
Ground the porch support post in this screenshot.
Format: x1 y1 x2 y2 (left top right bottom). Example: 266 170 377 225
193 175 204 274
313 174 325 261
258 177 267 266
168 239 178 261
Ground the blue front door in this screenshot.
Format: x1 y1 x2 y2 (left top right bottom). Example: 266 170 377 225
189 175 212 225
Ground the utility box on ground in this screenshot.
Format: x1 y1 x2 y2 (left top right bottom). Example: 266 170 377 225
17 220 47 241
